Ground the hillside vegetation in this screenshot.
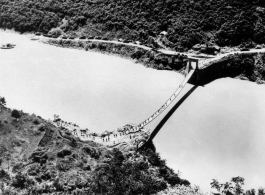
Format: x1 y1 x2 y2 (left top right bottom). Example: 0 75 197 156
0 101 192 195
1 0 265 50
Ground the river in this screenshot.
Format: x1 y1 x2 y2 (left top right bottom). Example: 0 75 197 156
1 30 265 192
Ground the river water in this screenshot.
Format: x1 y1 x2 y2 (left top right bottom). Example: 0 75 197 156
1 31 265 191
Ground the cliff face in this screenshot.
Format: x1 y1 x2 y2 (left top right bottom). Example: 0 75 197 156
0 103 191 195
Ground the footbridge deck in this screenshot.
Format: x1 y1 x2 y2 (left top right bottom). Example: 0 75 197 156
131 69 195 133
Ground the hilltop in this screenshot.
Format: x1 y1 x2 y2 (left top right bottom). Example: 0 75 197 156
1 0 265 51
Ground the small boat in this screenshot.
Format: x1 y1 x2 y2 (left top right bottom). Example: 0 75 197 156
43 34 52 38
1 43 15 49
30 36 39 40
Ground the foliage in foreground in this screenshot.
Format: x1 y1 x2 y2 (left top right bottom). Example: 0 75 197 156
211 177 265 195
0 149 189 195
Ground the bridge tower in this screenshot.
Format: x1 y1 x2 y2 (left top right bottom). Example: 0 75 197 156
185 58 199 76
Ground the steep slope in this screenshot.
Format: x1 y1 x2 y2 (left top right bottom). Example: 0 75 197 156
0 102 192 195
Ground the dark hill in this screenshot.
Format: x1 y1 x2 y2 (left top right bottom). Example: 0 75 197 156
1 0 265 50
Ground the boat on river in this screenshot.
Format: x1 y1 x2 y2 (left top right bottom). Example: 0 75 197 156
30 37 39 40
1 43 15 49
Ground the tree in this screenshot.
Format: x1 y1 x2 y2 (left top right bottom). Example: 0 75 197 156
245 189 256 195
0 96 6 106
11 173 35 189
222 182 234 195
231 176 244 195
90 148 167 195
211 177 245 195
11 110 21 120
258 188 265 195
211 179 221 193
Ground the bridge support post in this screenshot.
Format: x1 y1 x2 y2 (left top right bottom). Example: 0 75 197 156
185 58 199 76
185 60 190 76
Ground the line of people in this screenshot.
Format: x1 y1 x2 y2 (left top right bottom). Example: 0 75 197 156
51 116 144 146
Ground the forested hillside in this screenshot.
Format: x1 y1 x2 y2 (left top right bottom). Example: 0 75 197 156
0 102 192 194
1 0 265 50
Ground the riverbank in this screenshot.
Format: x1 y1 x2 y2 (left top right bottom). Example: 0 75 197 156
40 37 189 73
40 35 265 86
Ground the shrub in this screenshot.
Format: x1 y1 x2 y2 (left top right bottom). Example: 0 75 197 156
41 171 51 181
90 42 97 49
11 110 21 119
27 164 41 176
137 161 149 170
38 125 46 132
33 119 40 125
166 174 182 186
0 96 6 106
56 159 73 172
146 150 165 167
131 49 145 59
11 173 35 189
12 162 24 173
0 169 10 183
57 149 72 158
82 146 101 159
30 150 48 164
70 138 78 148
90 148 167 195
82 164 91 171
258 188 265 195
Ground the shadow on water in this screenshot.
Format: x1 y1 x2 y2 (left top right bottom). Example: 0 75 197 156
141 85 198 150
188 55 254 86
188 59 231 86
